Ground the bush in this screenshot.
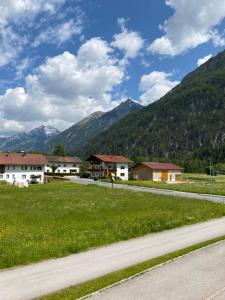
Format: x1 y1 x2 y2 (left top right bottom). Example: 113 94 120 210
80 172 90 178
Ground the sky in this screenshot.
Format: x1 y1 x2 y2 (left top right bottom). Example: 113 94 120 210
0 0 225 136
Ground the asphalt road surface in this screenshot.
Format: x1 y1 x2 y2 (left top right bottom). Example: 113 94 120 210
69 177 225 204
89 240 225 300
1 218 225 300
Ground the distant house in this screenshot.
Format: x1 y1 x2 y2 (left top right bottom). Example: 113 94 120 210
0 152 47 184
45 156 82 174
132 162 183 182
86 154 133 180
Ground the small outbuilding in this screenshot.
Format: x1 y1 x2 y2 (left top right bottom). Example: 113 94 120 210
132 162 183 182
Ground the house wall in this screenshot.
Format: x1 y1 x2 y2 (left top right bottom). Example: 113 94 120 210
89 160 129 180
0 165 44 184
45 163 80 174
116 163 129 180
152 170 162 181
133 165 153 180
167 170 182 182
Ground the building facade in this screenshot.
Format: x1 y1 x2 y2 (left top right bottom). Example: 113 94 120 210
45 156 82 174
86 154 133 180
132 162 183 182
0 152 47 184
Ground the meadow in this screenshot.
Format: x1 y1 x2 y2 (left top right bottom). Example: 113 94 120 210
108 173 225 196
1 182 225 269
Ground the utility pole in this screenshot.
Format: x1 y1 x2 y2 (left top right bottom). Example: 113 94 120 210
209 158 213 195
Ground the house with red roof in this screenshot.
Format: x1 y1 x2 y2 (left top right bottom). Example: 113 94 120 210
86 154 133 180
0 152 47 184
132 162 183 182
45 156 82 174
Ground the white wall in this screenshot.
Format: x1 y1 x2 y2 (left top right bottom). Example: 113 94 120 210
45 163 80 174
116 163 129 180
152 171 162 181
0 165 44 184
152 170 182 182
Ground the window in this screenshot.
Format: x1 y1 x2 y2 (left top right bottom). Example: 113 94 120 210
12 174 15 179
22 166 27 170
120 166 125 169
0 175 3 179
64 164 67 167
12 166 15 170
63 170 67 173
6 174 9 179
120 173 125 177
37 166 42 170
22 175 26 179
6 166 10 170
73 164 77 167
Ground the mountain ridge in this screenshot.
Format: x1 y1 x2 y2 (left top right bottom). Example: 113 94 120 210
45 99 143 153
76 49 225 168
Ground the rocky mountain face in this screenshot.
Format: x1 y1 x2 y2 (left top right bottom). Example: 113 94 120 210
46 99 143 153
0 125 60 152
79 49 225 166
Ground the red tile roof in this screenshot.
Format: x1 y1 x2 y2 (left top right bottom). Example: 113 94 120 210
0 152 48 165
87 154 133 163
45 155 82 164
138 162 183 171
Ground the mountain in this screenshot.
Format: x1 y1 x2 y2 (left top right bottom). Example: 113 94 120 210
79 49 225 169
0 125 60 152
46 99 143 153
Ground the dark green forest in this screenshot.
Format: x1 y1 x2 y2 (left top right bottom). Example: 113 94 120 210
74 49 225 173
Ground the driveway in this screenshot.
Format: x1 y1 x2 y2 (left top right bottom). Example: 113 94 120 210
89 240 225 300
1 217 225 300
69 177 225 204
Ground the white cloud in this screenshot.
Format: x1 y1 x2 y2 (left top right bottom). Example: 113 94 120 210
112 18 144 58
197 54 213 66
148 0 225 56
0 37 125 135
139 71 179 105
32 18 83 47
0 0 64 24
0 0 67 67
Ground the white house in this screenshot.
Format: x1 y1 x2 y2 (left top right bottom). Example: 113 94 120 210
0 152 47 184
86 154 133 180
45 156 82 174
132 162 183 182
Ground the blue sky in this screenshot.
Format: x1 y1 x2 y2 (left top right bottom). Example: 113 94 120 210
0 0 225 136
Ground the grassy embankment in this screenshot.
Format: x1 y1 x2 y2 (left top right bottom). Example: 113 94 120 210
1 182 225 270
104 173 225 196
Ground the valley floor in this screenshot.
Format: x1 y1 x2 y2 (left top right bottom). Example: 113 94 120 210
1 218 225 300
1 182 225 270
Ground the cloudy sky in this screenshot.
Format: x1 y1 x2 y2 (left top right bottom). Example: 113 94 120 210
0 0 225 136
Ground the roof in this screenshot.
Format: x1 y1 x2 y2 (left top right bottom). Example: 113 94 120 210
87 154 133 163
45 155 82 164
0 152 48 165
135 162 183 171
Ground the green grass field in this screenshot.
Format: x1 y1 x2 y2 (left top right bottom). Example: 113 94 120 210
107 173 225 196
1 182 225 270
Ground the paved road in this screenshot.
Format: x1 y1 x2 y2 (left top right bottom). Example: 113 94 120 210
69 177 225 204
1 218 225 300
89 240 225 300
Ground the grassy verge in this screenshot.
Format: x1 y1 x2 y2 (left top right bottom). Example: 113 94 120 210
1 182 225 269
102 173 225 196
38 235 225 300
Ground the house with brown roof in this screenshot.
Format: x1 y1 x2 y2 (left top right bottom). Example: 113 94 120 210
0 152 47 184
132 162 183 182
86 154 133 180
45 156 82 174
